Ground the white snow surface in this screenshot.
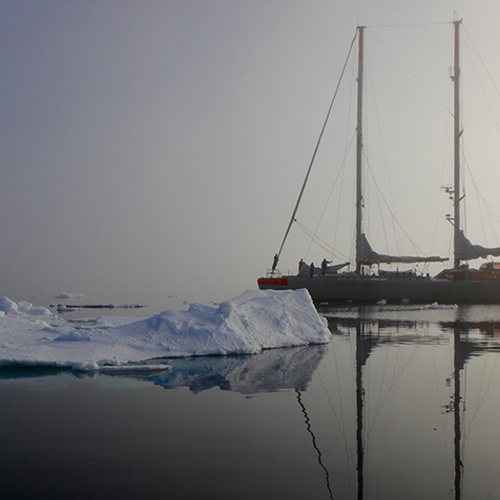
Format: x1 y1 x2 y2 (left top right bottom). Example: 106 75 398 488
0 289 330 371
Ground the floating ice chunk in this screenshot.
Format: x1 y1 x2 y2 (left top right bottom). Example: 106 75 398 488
0 289 330 368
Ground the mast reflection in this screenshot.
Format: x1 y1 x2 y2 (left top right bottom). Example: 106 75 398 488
334 311 500 499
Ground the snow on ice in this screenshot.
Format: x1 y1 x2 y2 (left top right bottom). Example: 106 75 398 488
0 289 330 371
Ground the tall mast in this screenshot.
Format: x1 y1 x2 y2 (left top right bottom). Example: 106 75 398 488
356 26 365 274
453 19 462 268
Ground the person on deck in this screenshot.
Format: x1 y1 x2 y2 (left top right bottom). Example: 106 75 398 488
309 262 314 278
321 258 332 275
272 253 279 271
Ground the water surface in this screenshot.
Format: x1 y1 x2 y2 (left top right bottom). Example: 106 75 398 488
2 305 500 499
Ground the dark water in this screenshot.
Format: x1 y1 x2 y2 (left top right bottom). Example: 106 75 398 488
2 305 500 499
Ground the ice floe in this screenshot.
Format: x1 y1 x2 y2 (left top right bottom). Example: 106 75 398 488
0 289 330 371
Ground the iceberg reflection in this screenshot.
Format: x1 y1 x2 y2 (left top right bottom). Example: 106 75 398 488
149 344 327 393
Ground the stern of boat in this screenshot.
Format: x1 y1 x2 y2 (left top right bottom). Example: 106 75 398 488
257 276 290 290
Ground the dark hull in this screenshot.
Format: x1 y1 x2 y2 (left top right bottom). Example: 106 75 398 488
257 275 500 304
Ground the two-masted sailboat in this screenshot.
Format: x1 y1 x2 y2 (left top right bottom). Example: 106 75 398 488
258 20 500 304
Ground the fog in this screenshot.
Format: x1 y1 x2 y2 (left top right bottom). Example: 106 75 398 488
1 1 500 307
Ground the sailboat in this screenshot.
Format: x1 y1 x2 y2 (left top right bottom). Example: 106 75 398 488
258 20 500 304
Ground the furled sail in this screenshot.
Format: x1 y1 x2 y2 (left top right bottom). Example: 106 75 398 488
357 234 448 265
455 230 500 260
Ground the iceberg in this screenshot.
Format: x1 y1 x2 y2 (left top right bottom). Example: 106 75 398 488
0 289 330 371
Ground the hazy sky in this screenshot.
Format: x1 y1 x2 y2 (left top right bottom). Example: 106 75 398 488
1 1 500 306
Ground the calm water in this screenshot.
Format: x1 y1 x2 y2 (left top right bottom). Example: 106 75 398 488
2 304 500 499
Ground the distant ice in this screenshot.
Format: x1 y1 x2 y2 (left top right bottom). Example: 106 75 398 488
55 292 87 300
0 289 330 371
424 302 458 310
56 304 80 313
55 302 145 313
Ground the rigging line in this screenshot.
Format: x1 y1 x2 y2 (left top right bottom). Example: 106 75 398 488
316 358 355 490
366 339 407 438
331 52 357 259
461 363 468 468
363 153 430 257
432 71 454 257
463 146 500 225
465 353 499 438
295 389 335 500
367 29 452 117
368 158 392 258
367 342 421 439
366 341 391 437
486 205 500 247
486 467 500 500
366 25 454 260
274 31 357 261
365 48 402 256
462 25 500 133
337 54 357 270
463 156 500 243
473 176 489 247
462 147 491 246
297 220 335 253
431 339 452 488
300 223 337 257
371 175 392 259
305 132 356 259
365 22 451 29
466 38 500 137
296 220 350 261
333 151 348 258
373 345 403 499
460 28 500 246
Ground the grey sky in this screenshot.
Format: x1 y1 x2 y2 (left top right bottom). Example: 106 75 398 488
1 1 499 306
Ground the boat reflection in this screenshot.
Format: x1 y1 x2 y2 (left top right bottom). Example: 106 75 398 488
331 312 500 499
